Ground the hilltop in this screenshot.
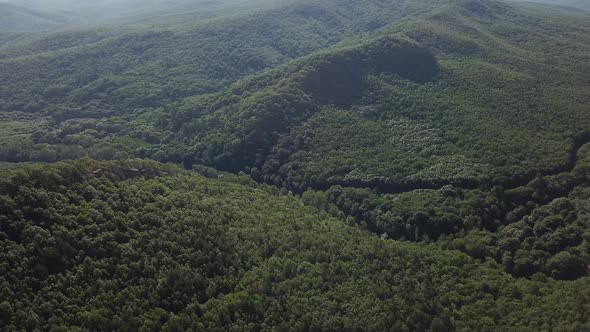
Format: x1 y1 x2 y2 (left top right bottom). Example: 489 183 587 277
2 0 587 192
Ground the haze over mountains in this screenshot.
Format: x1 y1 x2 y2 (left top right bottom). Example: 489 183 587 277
1 0 590 330
1 0 587 34
509 0 590 10
0 2 72 32
2 0 587 33
0 0 277 30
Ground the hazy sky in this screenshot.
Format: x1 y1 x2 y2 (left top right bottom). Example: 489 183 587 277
2 0 233 24
3 0 224 15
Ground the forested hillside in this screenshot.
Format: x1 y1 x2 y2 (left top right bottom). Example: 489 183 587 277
1 159 590 330
1 0 590 329
166 0 590 192
0 0 588 192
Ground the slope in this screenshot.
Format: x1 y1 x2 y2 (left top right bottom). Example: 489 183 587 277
302 141 590 281
0 0 434 114
3 0 587 193
0 158 589 330
0 0 443 163
150 0 590 193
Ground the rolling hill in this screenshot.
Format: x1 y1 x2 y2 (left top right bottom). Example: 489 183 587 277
1 0 590 329
2 0 586 193
1 158 590 330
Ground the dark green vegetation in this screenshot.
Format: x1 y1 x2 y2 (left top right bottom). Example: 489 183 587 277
1 0 590 329
304 142 590 280
1 159 590 331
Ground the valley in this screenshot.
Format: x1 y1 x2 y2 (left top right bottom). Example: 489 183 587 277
0 0 589 330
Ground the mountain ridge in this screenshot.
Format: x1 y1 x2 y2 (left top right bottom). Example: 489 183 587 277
0 2 73 32
2 0 590 329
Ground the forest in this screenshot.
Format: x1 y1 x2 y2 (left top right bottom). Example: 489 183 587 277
1 158 590 330
1 0 590 330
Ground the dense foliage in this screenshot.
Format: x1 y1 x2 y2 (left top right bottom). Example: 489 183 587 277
1 159 590 331
303 143 590 280
178 0 590 191
2 0 587 193
1 0 590 329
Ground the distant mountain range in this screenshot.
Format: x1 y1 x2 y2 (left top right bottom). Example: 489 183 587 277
0 0 275 31
0 2 73 32
509 0 590 10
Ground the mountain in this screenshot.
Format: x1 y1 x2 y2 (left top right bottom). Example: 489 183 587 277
1 0 587 191
509 0 590 10
0 2 72 32
4 0 279 25
0 0 445 165
1 0 590 329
